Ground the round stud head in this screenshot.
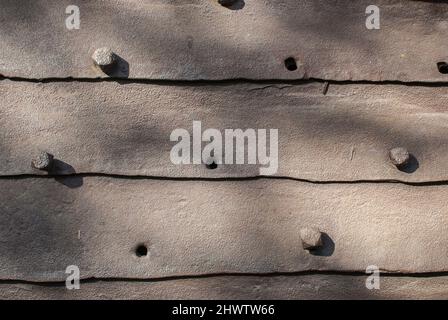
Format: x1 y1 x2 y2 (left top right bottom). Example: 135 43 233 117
389 147 410 167
300 227 322 250
31 152 54 170
92 47 116 67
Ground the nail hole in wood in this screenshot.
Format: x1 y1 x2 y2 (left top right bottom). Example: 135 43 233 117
135 244 148 257
284 57 298 71
437 62 448 74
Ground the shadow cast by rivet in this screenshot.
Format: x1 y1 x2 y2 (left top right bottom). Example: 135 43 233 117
50 159 83 189
100 54 130 78
397 154 419 174
309 233 335 257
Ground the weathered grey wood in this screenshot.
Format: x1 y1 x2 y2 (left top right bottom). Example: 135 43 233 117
1 80 448 182
2 274 448 299
0 177 447 281
1 0 448 81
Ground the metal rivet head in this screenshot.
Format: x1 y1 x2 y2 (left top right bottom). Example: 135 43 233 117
300 227 322 250
92 47 116 68
389 147 410 167
31 152 54 171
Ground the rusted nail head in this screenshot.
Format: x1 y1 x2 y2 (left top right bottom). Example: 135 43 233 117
300 227 322 250
92 47 117 67
31 152 54 170
389 147 410 167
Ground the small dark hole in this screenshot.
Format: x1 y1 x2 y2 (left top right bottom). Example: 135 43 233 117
437 62 448 74
218 0 245 10
206 161 218 170
284 57 298 71
135 244 148 257
396 154 419 174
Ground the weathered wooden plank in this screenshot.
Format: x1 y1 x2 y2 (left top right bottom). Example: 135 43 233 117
2 275 448 300
0 177 447 281
1 0 448 81
1 80 448 182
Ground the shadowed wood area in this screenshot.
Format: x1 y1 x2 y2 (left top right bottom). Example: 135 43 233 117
0 177 447 281
1 80 448 182
1 0 448 80
1 0 448 300
1 274 448 299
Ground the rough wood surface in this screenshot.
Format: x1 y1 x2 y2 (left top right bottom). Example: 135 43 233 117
1 275 448 299
0 177 447 281
1 80 448 182
1 0 448 81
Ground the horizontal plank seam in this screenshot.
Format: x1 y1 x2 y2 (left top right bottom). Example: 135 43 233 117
4 75 448 87
3 173 448 187
4 270 448 286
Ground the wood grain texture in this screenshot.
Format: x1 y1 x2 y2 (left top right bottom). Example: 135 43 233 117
1 0 448 80
1 80 448 182
0 177 447 281
2 274 448 299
